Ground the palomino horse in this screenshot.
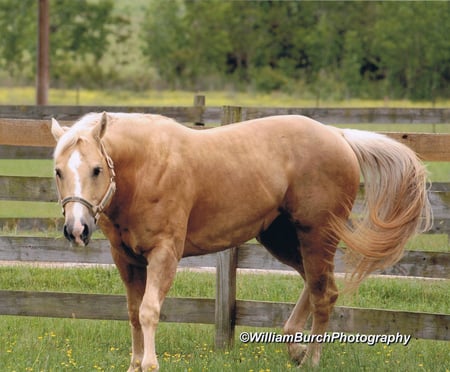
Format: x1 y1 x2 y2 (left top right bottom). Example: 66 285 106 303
51 113 431 371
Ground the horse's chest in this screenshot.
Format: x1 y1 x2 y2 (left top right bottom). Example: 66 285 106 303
119 228 138 251
114 219 167 256
109 221 148 256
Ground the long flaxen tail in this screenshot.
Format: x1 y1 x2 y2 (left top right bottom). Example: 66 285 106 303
333 129 432 287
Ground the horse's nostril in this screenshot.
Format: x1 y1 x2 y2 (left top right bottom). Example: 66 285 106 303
81 224 89 240
63 220 91 246
64 224 76 243
64 224 70 241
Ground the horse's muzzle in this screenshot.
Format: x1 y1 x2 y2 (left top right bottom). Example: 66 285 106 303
63 218 93 246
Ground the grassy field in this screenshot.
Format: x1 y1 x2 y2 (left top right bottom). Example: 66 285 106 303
4 316 448 372
0 267 449 372
2 86 450 108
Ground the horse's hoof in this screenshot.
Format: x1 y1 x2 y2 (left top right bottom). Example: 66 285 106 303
287 343 307 364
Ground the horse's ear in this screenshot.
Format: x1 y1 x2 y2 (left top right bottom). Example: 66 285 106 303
92 112 108 141
51 118 69 141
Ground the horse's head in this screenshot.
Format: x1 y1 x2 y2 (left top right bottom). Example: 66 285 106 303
51 113 116 246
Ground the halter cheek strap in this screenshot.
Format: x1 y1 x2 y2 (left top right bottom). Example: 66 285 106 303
57 140 116 224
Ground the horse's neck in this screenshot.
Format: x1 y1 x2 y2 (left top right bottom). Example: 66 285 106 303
103 123 172 183
105 125 149 164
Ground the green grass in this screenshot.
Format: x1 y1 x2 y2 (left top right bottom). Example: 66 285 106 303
404 234 449 252
0 201 60 219
1 86 450 107
2 318 449 372
0 267 449 371
0 159 53 177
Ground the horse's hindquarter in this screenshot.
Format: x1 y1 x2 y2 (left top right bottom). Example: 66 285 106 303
184 123 289 254
183 116 360 256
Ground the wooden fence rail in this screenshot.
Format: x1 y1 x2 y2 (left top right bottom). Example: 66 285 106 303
0 102 449 347
0 102 448 124
1 291 448 342
0 238 449 279
238 106 450 125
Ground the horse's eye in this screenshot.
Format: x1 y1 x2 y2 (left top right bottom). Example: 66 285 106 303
55 168 62 178
93 166 102 177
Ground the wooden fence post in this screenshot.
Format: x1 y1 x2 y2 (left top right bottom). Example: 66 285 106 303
215 246 238 349
193 94 206 126
214 106 241 349
36 0 50 105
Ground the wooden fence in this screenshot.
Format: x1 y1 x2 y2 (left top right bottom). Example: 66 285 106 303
0 99 449 347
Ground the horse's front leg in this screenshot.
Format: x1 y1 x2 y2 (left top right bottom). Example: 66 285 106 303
110 248 146 372
140 242 179 371
125 265 146 372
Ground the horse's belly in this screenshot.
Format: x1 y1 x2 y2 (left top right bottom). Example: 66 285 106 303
183 207 280 256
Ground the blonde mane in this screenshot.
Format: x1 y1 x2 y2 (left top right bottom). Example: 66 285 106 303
53 113 104 158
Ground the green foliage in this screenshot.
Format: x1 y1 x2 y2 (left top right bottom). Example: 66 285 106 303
0 1 448 99
0 0 131 88
371 2 450 101
140 1 450 100
141 0 231 89
0 0 36 80
51 0 131 88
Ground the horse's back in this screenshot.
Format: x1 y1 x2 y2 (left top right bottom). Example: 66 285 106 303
184 115 360 254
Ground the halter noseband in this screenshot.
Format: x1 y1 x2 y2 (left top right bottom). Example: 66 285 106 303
57 140 116 224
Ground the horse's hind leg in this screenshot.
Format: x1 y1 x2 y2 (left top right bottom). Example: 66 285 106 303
257 212 312 363
258 212 339 366
296 230 339 366
283 284 311 363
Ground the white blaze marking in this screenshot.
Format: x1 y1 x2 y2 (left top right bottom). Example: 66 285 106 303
67 150 85 235
68 150 82 196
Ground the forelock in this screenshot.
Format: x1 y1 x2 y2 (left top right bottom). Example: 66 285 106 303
53 113 101 159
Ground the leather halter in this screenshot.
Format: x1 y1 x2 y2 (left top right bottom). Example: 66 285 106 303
57 140 116 224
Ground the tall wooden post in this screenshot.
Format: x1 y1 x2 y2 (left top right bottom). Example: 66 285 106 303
214 106 241 349
36 0 49 105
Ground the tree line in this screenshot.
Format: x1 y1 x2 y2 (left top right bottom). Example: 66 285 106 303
0 0 448 101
